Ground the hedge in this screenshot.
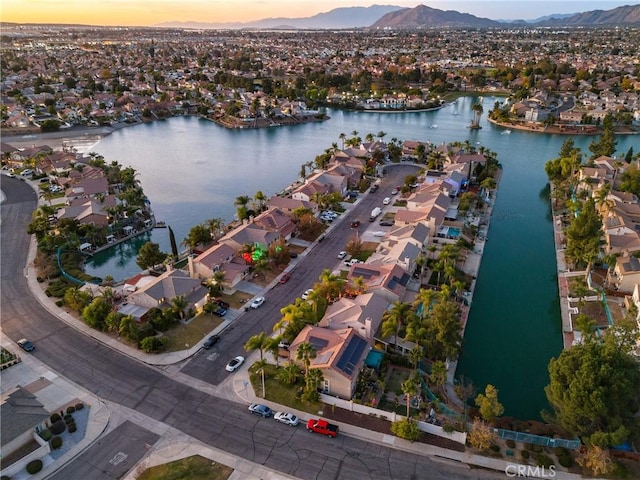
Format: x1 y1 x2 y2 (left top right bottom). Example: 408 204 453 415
26 459 43 474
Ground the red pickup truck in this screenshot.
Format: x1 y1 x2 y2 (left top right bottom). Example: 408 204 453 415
306 418 339 438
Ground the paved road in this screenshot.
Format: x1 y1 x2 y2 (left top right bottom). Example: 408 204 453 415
1 171 504 479
180 164 422 385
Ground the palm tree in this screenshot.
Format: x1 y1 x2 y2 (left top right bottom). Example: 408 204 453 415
377 131 387 141
339 132 346 150
316 268 344 303
266 337 282 367
408 345 424 372
296 341 317 375
401 376 419 418
381 301 414 352
471 102 484 128
234 195 251 220
305 367 324 400
365 132 374 143
206 217 225 241
429 360 448 399
172 295 188 321
244 331 270 361
277 362 301 385
254 358 268 398
254 190 267 212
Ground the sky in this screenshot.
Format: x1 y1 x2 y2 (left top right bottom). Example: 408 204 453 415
1 0 639 26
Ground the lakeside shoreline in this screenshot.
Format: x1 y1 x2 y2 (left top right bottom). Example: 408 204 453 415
487 116 639 135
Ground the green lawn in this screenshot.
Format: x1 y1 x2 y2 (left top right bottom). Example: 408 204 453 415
162 313 223 352
137 455 233 480
386 367 412 396
249 363 323 414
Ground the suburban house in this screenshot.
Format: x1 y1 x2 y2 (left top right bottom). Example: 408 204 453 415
609 256 640 293
318 293 389 343
346 263 411 304
267 195 316 215
220 222 281 253
64 177 109 201
56 197 113 227
126 268 206 314
188 242 251 290
289 325 370 400
253 207 297 240
0 387 49 460
602 199 640 255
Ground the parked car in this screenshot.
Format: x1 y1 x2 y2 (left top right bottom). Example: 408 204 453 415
278 340 290 350
274 411 299 426
344 258 361 267
225 356 245 372
289 252 298 258
17 338 35 352
250 297 265 309
383 197 391 205
337 251 347 259
391 188 399 195
379 220 393 227
302 288 314 300
203 335 219 349
350 220 360 228
20 169 34 177
213 298 230 309
369 184 379 193
279 273 291 284
306 418 339 437
213 306 227 317
248 403 273 418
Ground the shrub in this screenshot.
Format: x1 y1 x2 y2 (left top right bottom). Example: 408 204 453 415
532 444 544 453
39 428 52 441
2 475 12 480
50 419 66 435
49 413 61 423
490 444 500 453
442 424 455 433
26 459 43 474
554 446 568 456
66 405 76 414
558 454 573 468
506 439 516 449
68 423 77 433
535 453 555 468
75 402 84 410
521 449 530 459
50 436 63 449
65 416 74 425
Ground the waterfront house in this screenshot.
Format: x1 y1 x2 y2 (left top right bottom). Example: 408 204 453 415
221 222 281 254
0 387 49 460
64 177 109 201
289 325 370 400
267 195 316 215
127 268 206 313
56 198 112 227
188 242 251 290
253 207 297 240
610 256 640 293
318 293 389 343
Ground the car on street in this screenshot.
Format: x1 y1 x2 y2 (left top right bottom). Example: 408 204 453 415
350 220 360 228
383 197 391 205
369 184 379 193
213 306 227 317
274 411 299 426
225 356 245 372
337 251 347 259
302 288 314 300
249 404 273 417
17 338 35 352
279 273 291 284
250 297 265 309
20 169 34 177
203 335 219 349
391 188 399 195
7 172 16 178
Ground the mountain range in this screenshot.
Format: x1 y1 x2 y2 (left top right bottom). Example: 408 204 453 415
156 3 640 30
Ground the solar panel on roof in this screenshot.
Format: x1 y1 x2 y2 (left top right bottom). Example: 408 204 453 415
336 335 367 375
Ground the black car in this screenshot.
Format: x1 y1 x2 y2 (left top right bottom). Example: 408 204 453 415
379 220 393 227
213 298 230 309
289 252 298 258
350 220 361 228
203 335 219 349
17 338 35 351
370 184 379 193
213 306 228 317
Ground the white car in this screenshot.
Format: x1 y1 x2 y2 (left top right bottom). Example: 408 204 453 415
337 251 347 259
250 296 265 309
301 289 314 300
274 411 300 427
225 356 245 372
344 258 361 267
383 197 391 205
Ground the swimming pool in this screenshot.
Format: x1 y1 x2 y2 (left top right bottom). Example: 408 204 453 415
448 227 461 238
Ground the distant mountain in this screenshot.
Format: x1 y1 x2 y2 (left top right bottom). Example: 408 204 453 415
155 5 403 30
537 4 640 25
371 4 499 28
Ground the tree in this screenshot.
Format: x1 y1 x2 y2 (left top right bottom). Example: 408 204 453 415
254 358 268 398
296 341 317 375
429 360 448 396
277 362 301 385
182 224 211 251
475 384 504 422
564 197 603 272
82 297 110 331
304 367 324 402
167 225 179 260
544 340 640 446
468 419 496 451
401 376 419 418
234 195 251 220
63 287 92 313
244 331 270 361
381 301 414 352
576 445 612 476
408 345 424 371
391 419 422 442
118 314 140 344
136 242 167 270
588 114 617 160
171 295 188 321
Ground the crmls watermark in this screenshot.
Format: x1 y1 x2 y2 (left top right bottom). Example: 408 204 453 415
505 465 557 478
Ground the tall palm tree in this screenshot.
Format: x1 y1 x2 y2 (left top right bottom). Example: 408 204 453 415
277 362 301 385
377 131 387 141
339 132 346 150
244 331 270 361
296 341 317 375
381 301 414 352
316 268 344 303
253 190 267 212
254 358 268 398
401 376 419 418
305 367 324 399
408 345 424 372
234 195 251 220
430 360 448 400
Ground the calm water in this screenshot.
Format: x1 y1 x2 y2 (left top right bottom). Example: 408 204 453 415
87 97 637 419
